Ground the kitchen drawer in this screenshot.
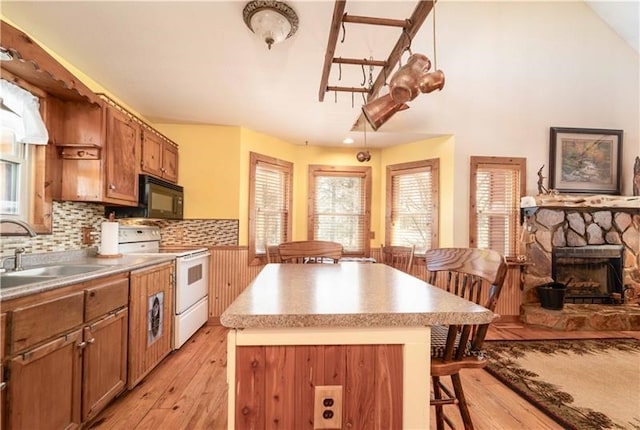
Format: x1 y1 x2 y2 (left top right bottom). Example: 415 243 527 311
85 274 129 322
10 291 84 354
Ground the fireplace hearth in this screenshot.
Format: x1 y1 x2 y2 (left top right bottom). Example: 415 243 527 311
552 245 624 304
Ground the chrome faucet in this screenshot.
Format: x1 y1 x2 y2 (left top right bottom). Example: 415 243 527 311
14 247 25 271
0 219 37 237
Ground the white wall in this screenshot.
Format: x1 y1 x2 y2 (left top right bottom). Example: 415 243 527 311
403 1 639 247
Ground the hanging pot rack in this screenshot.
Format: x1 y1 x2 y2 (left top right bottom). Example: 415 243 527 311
318 0 436 105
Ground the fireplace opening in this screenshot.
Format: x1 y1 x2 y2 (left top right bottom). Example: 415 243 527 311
551 245 624 304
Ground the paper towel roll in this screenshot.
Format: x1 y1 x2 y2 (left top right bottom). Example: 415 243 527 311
100 222 119 256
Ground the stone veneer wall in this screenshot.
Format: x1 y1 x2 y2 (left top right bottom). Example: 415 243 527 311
0 201 239 258
522 208 640 305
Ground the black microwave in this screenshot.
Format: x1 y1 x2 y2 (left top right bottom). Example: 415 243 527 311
106 175 184 220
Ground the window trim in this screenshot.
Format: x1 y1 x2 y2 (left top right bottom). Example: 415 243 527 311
385 159 439 254
248 152 293 265
469 156 526 257
308 164 372 257
0 76 51 234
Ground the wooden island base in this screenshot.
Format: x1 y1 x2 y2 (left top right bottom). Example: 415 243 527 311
227 327 430 430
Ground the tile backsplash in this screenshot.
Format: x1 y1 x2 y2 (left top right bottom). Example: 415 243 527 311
0 201 106 257
0 201 239 257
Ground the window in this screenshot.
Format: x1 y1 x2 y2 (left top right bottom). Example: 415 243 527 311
248 152 293 264
0 79 48 223
470 156 526 258
308 165 371 256
386 159 439 254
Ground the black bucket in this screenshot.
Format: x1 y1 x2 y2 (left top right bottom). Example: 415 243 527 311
537 282 566 310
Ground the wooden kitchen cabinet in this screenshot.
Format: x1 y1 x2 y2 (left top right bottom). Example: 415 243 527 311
81 274 129 421
141 128 179 183
59 98 140 206
128 262 174 389
2 273 130 428
5 291 84 430
82 308 128 421
1 312 6 430
7 329 83 430
104 105 140 204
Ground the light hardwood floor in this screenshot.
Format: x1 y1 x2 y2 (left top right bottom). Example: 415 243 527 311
88 322 640 430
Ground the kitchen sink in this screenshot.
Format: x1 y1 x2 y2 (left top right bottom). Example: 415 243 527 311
3 264 106 277
0 275 57 289
1 264 107 289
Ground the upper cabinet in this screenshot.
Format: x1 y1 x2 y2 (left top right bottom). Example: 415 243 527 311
141 128 179 183
1 20 179 210
104 104 140 203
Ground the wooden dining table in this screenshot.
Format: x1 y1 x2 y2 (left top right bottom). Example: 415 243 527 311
221 263 494 430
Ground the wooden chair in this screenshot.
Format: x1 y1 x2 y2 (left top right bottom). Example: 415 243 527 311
380 244 415 273
278 240 343 264
425 247 508 430
265 245 282 263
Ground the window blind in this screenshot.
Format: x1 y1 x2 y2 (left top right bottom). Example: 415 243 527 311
312 173 368 254
254 161 290 254
474 164 521 257
390 169 433 253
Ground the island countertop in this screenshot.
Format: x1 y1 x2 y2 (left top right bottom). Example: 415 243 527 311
220 263 494 328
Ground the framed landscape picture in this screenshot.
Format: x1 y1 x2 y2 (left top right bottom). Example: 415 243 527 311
549 127 623 194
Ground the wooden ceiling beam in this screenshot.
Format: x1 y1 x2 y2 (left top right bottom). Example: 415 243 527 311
318 0 347 102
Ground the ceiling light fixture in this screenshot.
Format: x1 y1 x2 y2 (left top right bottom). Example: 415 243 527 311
243 1 299 50
343 137 354 145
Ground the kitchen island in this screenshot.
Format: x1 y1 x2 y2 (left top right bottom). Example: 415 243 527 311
221 263 494 430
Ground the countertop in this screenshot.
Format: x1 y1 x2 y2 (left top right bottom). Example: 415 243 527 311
220 263 494 329
0 253 175 301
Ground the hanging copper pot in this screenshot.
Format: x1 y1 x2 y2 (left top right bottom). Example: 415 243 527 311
389 53 432 103
362 93 409 131
419 70 446 93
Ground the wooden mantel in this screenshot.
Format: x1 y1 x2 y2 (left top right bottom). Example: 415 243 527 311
523 194 640 212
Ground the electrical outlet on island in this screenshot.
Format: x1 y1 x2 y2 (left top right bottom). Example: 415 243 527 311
313 385 342 429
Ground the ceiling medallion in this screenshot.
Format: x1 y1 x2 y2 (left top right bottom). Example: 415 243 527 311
243 1 299 50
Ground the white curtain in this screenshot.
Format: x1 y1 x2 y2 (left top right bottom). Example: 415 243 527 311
0 79 49 145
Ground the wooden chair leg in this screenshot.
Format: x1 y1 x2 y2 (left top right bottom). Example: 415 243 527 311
432 376 445 430
451 373 474 430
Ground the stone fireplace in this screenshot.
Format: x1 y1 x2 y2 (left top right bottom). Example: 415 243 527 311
519 196 640 330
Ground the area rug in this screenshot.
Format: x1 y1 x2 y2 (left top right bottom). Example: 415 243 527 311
483 339 640 430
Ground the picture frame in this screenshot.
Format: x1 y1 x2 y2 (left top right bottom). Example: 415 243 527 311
549 127 623 195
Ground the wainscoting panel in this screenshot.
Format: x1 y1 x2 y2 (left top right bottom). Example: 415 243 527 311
209 248 522 322
210 247 263 320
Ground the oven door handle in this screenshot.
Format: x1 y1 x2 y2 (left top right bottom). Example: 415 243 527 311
179 251 211 261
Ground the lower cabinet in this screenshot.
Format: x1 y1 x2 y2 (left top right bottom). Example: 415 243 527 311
128 262 174 388
7 329 83 430
82 308 128 421
2 273 130 429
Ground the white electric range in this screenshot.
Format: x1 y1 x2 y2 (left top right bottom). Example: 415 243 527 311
118 225 211 349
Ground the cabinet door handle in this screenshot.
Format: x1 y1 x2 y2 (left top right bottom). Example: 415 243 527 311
108 184 116 190
77 341 87 349
87 338 96 344
0 382 6 391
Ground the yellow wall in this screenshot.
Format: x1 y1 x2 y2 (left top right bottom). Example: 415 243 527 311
154 124 241 220
157 122 453 249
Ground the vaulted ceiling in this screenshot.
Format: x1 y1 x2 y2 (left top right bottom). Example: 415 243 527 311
2 1 637 148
